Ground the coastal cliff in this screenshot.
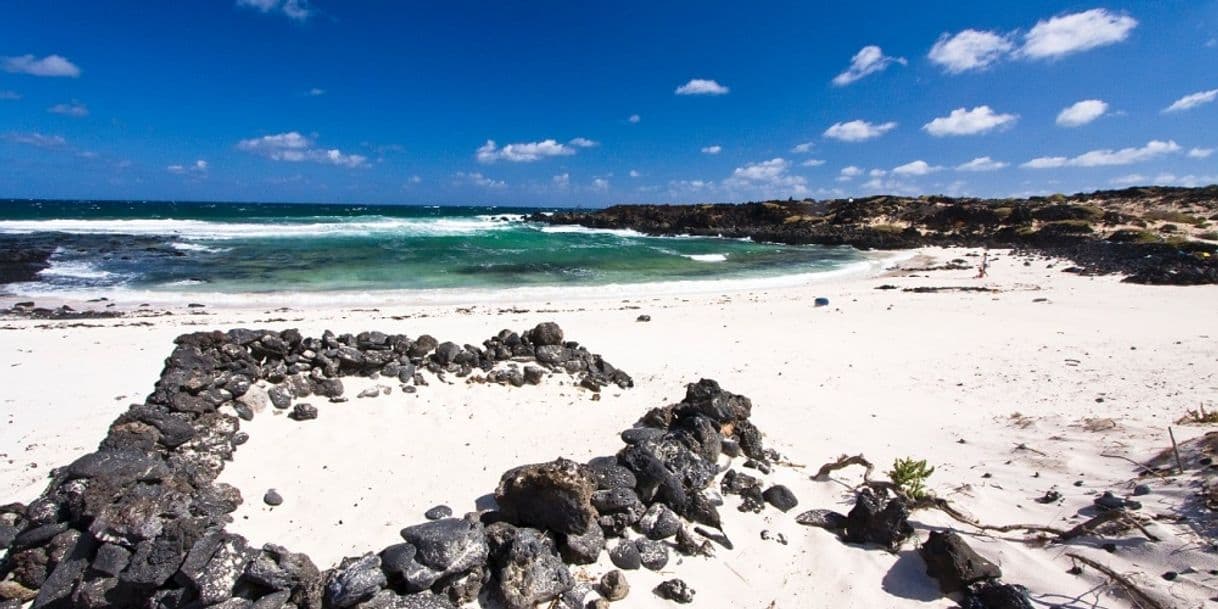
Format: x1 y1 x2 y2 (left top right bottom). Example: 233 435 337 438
534 186 1218 285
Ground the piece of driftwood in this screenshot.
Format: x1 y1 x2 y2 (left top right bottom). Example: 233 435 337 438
1065 553 1167 609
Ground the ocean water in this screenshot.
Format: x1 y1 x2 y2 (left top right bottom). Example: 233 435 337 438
0 200 866 299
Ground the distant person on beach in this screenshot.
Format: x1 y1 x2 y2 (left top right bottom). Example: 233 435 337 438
977 250 989 279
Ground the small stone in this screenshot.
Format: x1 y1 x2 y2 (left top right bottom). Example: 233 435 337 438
1162 571 1178 581
636 315 651 322
653 579 694 603
635 538 668 571
637 503 681 540
598 570 629 602
762 485 798 512
1036 490 1061 504
289 403 317 421
263 490 283 507
424 505 453 520
357 387 380 399
608 540 641 570
1132 484 1151 496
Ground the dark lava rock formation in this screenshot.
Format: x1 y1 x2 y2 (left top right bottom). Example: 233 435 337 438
0 323 785 608
533 186 1218 285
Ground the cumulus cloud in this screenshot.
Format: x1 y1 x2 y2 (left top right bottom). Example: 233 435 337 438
0 91 20 100
892 160 942 176
237 131 367 167
568 137 598 148
801 159 826 167
592 178 610 191
837 166 863 182
1022 140 1181 168
1019 9 1137 60
832 45 907 86
236 0 311 20
1113 173 1218 188
824 120 897 142
1164 89 1218 113
956 156 1008 172
168 160 208 175
552 173 570 189
456 171 506 189
1056 99 1108 127
628 114 640 124
675 79 729 95
928 30 1013 73
1189 147 1214 159
790 142 815 153
923 106 1017 136
1 54 80 77
701 145 722 155
476 139 575 163
48 101 88 117
722 158 807 196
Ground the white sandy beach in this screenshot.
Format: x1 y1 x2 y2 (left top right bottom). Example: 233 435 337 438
2 246 1217 608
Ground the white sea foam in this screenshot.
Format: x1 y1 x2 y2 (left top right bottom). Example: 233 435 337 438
0 215 515 240
37 260 115 280
538 225 648 238
170 242 229 253
683 253 728 262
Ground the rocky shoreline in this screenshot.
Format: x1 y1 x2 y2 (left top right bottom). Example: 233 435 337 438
533 186 1218 285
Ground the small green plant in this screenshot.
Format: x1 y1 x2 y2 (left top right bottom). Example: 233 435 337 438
888 457 935 500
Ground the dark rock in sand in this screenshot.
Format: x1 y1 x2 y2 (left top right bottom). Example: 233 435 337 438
495 458 598 535
654 579 695 604
920 531 1002 594
795 509 848 530
558 520 604 564
586 456 637 491
620 427 664 445
325 553 387 609
637 503 681 540
264 489 283 506
289 403 317 421
268 386 292 409
424 505 452 521
599 569 630 601
844 488 913 551
433 342 462 366
90 542 132 577
762 485 798 512
964 580 1034 609
409 335 439 359
608 540 641 570
380 543 441 593
636 315 651 322
528 322 564 347
635 538 669 571
399 518 488 579
523 365 545 385
485 524 574 609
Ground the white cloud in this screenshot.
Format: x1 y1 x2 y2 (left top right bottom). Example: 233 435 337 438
168 160 208 175
722 158 807 196
869 169 887 177
237 131 367 167
48 101 88 117
0 91 20 100
552 173 570 189
1189 147 1214 159
701 145 722 155
1164 89 1218 113
1022 140 1181 169
1056 99 1108 127
956 156 1008 172
1 54 81 78
569 137 598 148
628 114 641 124
476 139 575 163
800 159 826 167
928 29 1013 73
675 79 729 95
1019 9 1137 60
837 166 863 182
791 142 815 153
236 0 311 20
1110 173 1146 186
4 132 67 148
408 175 422 184
629 170 641 178
592 178 610 191
832 45 907 86
923 106 1017 136
892 160 942 176
824 119 897 142
456 171 506 189
307 87 326 96
1114 173 1218 188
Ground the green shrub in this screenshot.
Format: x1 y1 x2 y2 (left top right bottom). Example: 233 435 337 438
1145 210 1204 225
888 457 935 500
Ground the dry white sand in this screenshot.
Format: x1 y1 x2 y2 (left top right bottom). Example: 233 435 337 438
2 247 1217 608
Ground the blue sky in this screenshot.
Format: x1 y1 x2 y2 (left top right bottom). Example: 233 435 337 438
1 1 1216 206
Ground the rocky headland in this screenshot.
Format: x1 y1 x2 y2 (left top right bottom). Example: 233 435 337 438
533 186 1218 285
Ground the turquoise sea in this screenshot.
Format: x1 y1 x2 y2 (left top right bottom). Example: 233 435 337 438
0 200 867 299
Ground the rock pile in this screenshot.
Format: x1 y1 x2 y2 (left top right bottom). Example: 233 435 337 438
0 325 783 608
